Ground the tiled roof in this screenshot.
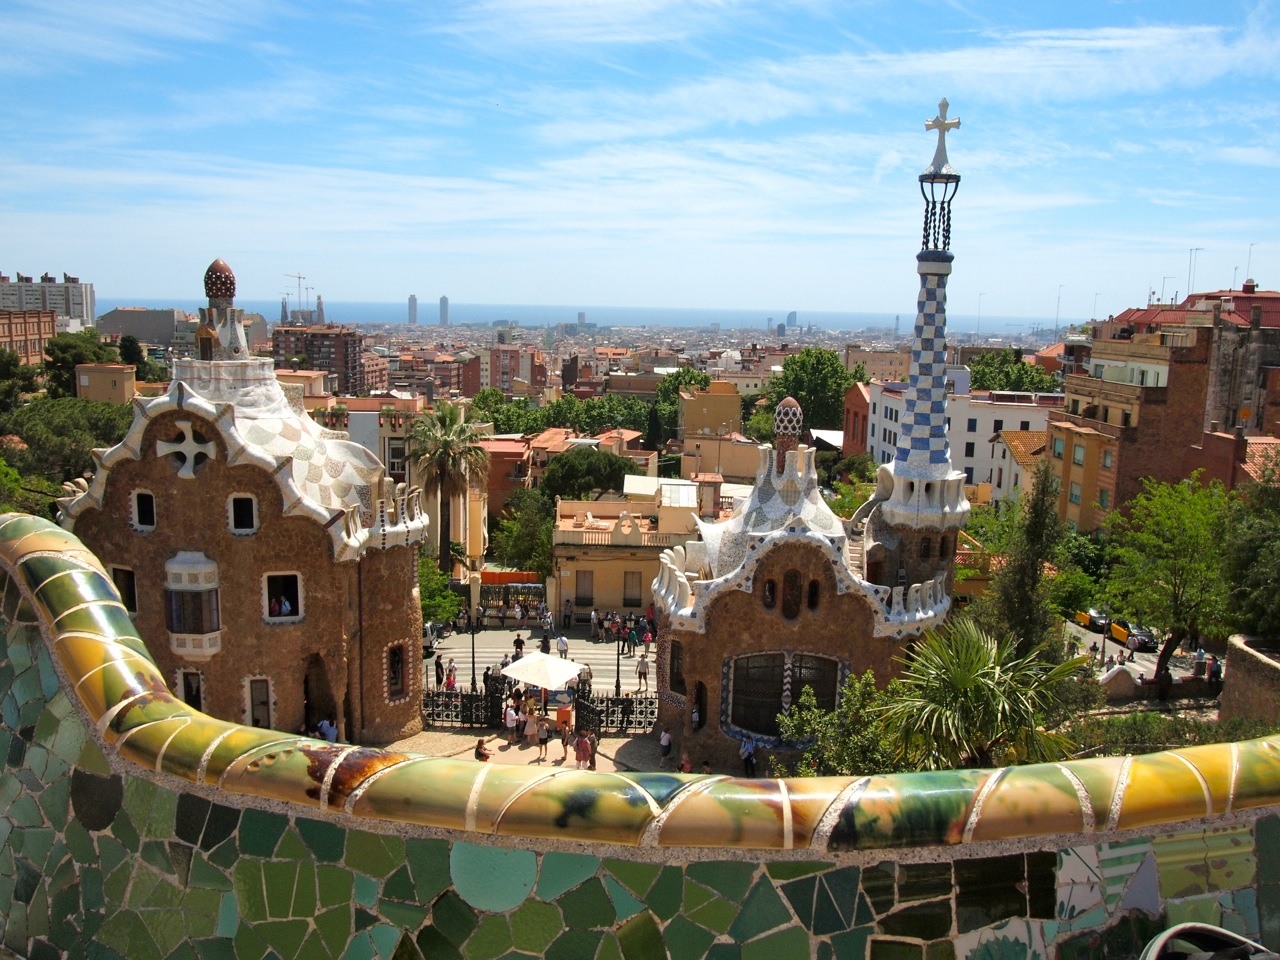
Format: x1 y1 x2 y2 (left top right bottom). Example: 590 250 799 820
1243 438 1280 482
997 430 1047 470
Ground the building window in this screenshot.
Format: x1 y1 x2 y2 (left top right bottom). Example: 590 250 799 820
1068 482 1082 505
1121 411 1131 428
780 569 802 619
265 573 302 620
1098 489 1111 509
574 569 593 607
920 538 932 559
178 670 203 711
387 644 407 699
762 579 777 610
165 588 220 635
807 579 820 611
993 419 1004 432
940 535 952 559
1101 407 1110 424
792 655 839 711
387 438 406 476
1020 420 1030 431
133 490 156 530
964 467 974 484
967 418 977 432
111 566 137 615
228 495 258 534
669 639 686 696
964 442 975 458
1072 444 1085 466
247 678 272 729
730 653 786 737
623 571 642 608
1102 450 1114 469
1051 437 1065 459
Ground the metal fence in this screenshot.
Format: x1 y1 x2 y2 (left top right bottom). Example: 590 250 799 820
422 690 658 735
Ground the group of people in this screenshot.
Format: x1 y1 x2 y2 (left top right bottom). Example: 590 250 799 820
590 608 656 658
466 599 552 634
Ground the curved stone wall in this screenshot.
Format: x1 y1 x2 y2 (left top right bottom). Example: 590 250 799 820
2 513 1279 958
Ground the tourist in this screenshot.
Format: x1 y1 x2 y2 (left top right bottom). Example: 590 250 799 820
557 634 569 659
505 702 519 743
316 717 338 743
590 608 600 641
498 603 508 629
525 708 539 746
578 664 593 698
700 759 711 774
739 736 756 777
677 752 692 773
540 632 551 655
562 599 573 629
560 721 572 762
635 653 649 693
515 603 526 630
512 634 524 660
434 655 444 690
474 738 492 762
574 730 593 770
481 666 492 695
691 704 700 730
446 658 457 688
642 629 653 658
658 727 672 768
536 715 550 760
1208 655 1224 697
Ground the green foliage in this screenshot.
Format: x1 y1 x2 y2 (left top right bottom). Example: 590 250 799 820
823 480 874 518
540 445 639 501
1223 448 1280 637
418 550 462 623
1105 473 1230 679
117 335 144 366
1070 711 1280 757
744 406 775 442
762 347 856 430
470 388 651 440
491 489 554 579
0 455 22 511
0 396 133 481
42 330 118 398
408 401 491 573
968 348 1061 393
848 362 870 384
986 459 1063 656
772 672 902 777
655 367 711 408
0 350 40 415
834 453 876 483
879 617 1086 770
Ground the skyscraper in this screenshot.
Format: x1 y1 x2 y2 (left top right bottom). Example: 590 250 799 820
439 296 449 327
408 295 417 326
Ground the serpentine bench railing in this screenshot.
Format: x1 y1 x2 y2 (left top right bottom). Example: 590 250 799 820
3 511 1279 959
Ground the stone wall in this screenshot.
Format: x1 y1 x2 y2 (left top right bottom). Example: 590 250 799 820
1220 634 1280 724
7 514 1280 959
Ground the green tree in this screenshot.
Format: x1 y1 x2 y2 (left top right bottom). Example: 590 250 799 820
880 618 1085 770
42 331 118 398
0 396 133 481
491 489 554 579
1105 473 1231 687
408 401 491 574
0 350 40 415
772 671 902 777
762 347 855 430
118 335 144 366
418 550 462 624
540 445 639 501
968 348 1060 393
1223 449 1280 638
834 453 876 484
970 459 1063 656
655 367 712 409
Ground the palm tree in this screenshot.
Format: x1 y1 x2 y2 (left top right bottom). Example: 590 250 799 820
408 401 491 575
880 617 1086 770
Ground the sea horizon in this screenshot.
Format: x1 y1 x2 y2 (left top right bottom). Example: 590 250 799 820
92 297 1064 335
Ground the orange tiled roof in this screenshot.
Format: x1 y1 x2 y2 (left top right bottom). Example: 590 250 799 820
1243 438 1280 482
997 430 1047 470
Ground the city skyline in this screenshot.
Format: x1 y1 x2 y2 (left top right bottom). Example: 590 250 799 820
3 0 1276 320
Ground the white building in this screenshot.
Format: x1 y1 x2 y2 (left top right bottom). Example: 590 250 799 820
866 375 1063 494
1 272 95 332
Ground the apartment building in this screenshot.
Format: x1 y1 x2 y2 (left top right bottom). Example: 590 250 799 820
272 324 365 396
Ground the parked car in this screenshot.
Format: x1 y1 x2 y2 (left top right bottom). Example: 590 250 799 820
1074 608 1109 632
1109 618 1158 652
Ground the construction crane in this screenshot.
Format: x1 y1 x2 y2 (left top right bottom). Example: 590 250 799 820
285 273 306 310
304 285 314 311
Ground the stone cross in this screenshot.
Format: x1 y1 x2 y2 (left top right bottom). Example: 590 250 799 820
156 420 216 479
924 98 960 176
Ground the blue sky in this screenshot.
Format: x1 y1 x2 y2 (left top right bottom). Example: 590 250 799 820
2 0 1276 322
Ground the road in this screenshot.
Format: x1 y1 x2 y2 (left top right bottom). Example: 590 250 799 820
423 617 651 697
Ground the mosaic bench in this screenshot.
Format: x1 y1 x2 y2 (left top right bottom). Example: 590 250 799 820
1 513 1278 959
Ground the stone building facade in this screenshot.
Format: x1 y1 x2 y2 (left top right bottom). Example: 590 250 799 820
58 260 428 745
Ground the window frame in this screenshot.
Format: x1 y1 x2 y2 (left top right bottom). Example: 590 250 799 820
263 572 303 623
132 490 156 531
227 494 259 535
111 565 137 616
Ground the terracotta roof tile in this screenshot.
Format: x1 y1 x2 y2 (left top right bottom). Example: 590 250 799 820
997 430 1047 470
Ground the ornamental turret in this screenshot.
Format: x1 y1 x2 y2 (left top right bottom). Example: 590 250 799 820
197 258 251 361
878 100 970 559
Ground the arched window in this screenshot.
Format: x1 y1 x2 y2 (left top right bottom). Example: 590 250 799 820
920 538 932 559
807 579 820 610
781 569 802 619
763 579 777 610
940 535 952 559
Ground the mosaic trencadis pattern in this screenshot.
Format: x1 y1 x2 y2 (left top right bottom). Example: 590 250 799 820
5 512 1280 958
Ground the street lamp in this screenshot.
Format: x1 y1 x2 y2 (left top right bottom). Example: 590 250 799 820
615 625 623 698
469 619 478 694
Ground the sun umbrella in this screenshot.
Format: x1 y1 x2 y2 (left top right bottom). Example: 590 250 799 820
500 651 585 690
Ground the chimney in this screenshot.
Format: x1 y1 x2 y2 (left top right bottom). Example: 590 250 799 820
1244 279 1258 294
1209 420 1220 433
1212 302 1222 325
1252 305 1263 330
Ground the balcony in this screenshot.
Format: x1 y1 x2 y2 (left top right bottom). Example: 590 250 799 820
553 529 679 549
170 631 221 661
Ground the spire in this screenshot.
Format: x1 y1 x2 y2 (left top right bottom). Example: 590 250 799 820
316 294 325 324
773 396 802 472
198 259 250 361
280 297 288 324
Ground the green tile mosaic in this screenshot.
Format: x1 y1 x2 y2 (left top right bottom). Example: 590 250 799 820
616 911 665 960
464 915 513 960
298 816 347 863
741 925 809 960
559 877 616 929
347 830 406 879
663 915 716 960
546 928 601 960
686 861 756 904
603 875 646 921
646 867 683 922
450 842 538 913
509 900 562 954
728 878 793 943
603 859 661 897
535 852 599 903
239 809 289 858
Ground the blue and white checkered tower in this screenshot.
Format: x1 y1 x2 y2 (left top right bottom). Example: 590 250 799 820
880 100 971 534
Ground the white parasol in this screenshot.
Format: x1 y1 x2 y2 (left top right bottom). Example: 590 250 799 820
499 651 585 690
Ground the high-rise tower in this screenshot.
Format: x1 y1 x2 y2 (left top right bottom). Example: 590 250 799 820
408 294 418 326
439 295 449 327
878 99 970 572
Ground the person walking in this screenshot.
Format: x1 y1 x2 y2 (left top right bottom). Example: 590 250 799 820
574 730 593 770
524 709 539 746
590 608 600 642
562 599 573 630
512 634 525 660
505 702 519 744
434 655 444 691
658 727 672 768
739 736 756 777
559 721 572 763
556 634 569 659
635 653 649 693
